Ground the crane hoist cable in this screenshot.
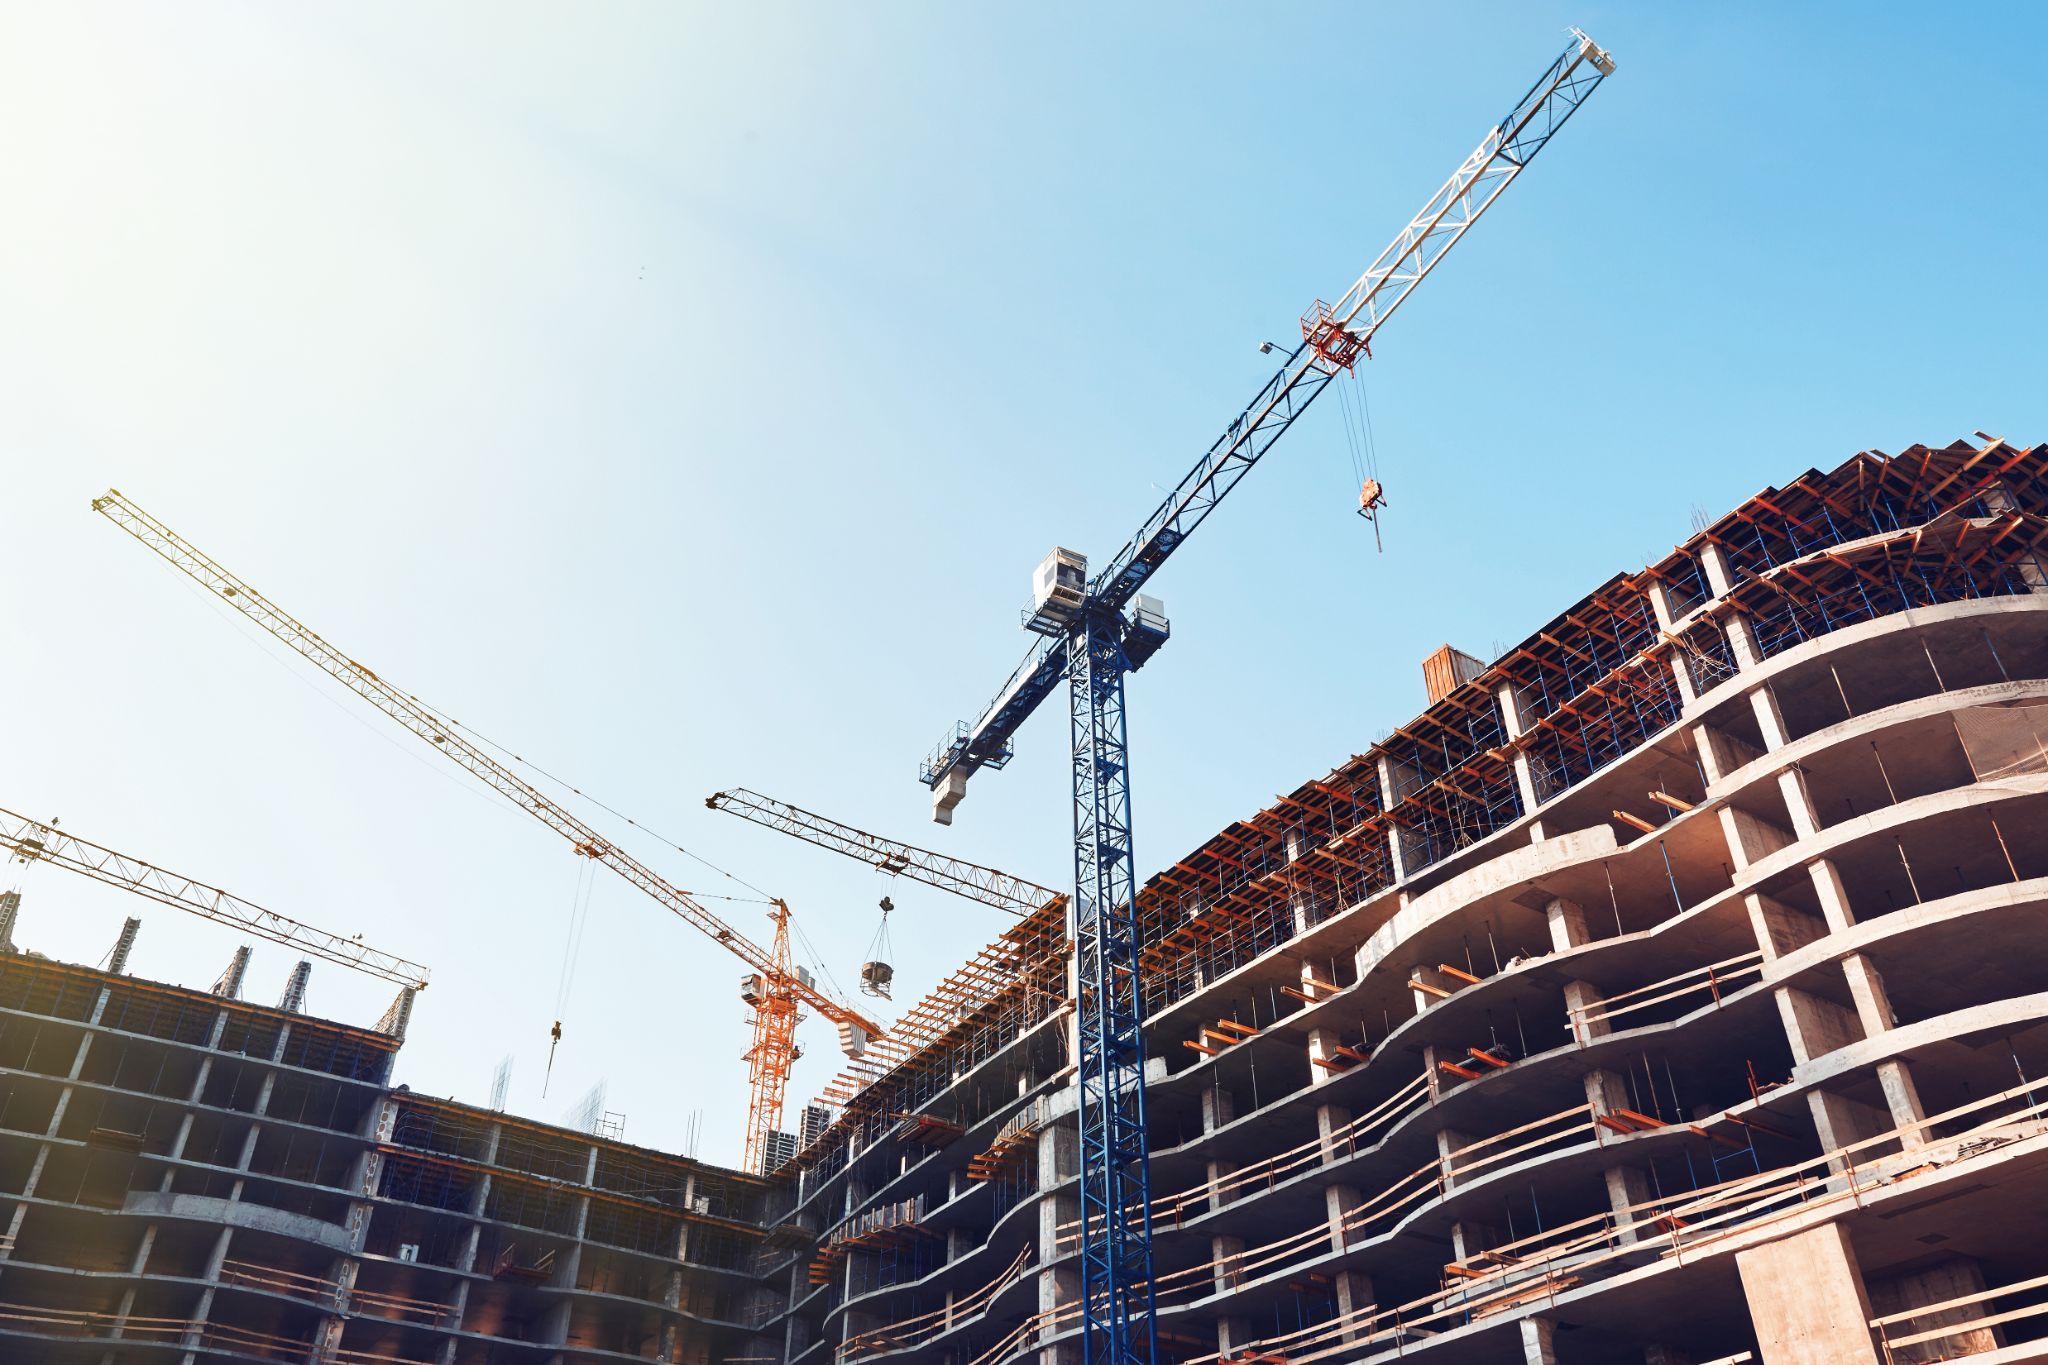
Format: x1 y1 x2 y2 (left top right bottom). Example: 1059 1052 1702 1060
545 856 599 1096
408 702 776 903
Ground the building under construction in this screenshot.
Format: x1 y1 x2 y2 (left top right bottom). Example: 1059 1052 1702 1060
4 437 2046 1365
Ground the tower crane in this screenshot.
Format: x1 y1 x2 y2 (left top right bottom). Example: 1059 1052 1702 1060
0 803 430 990
707 787 1059 916
92 492 883 1174
917 32 1614 1365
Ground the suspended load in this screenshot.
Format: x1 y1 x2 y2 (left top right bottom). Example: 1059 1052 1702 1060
1358 478 1389 551
860 896 894 1000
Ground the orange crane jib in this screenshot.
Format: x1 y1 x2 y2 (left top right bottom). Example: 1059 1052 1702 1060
93 490 882 1175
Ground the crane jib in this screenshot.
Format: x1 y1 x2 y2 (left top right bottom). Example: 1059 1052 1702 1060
925 32 1614 799
91 491 882 1040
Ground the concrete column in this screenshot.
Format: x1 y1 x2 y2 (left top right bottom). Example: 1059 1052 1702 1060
1377 756 1414 882
179 1225 234 1352
1498 683 1544 816
1604 1164 1654 1244
1450 1218 1503 1264
1777 767 1822 838
1692 723 1730 784
1735 1221 1880 1364
1521 1315 1561 1365
1211 1233 1247 1296
1216 1315 1258 1359
1582 1067 1632 1118
1203 1083 1238 1209
1306 1025 1349 1084
1808 1090 1893 1168
1422 1044 1448 1101
1036 1122 1081 1365
1745 893 1827 961
1698 545 1764 671
1316 1102 1354 1164
1694 719 1766 784
1546 896 1591 953
1435 1129 1471 1190
1203 1083 1235 1132
1719 805 1795 871
1839 955 1896 1035
1331 1268 1375 1343
1410 964 1458 1015
1774 987 1865 1066
1749 685 1794 751
1866 1256 2004 1359
1286 829 1316 932
1877 1061 1930 1149
1808 859 1857 933
105 917 141 975
1563 979 1608 1044
1323 1183 1356 1253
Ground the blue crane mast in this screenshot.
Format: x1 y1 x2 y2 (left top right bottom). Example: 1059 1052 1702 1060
918 31 1614 1365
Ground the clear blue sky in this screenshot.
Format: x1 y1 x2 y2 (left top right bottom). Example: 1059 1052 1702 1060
1 4 2041 1166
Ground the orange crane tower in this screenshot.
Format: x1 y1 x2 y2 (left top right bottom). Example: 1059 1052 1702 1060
93 491 883 1173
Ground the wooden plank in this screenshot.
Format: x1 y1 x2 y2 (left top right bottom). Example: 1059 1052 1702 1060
1438 963 1483 985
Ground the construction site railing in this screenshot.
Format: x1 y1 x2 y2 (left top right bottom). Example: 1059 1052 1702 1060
1870 1266 2048 1362
1567 951 1764 1040
1179 1078 2048 1365
839 1076 2048 1365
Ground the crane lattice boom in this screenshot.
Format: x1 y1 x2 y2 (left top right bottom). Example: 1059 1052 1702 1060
94 490 882 1173
922 30 1615 807
0 803 430 990
707 788 1057 916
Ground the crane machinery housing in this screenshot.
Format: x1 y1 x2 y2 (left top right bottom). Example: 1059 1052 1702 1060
92 491 884 1175
918 31 1614 1365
